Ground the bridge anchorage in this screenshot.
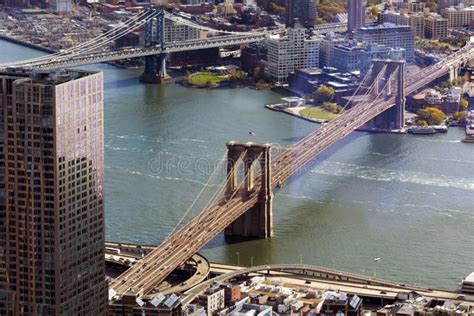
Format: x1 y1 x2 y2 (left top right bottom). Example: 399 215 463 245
363 60 405 131
224 141 273 239
139 9 172 84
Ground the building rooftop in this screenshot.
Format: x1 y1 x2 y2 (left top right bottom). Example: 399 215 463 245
358 22 412 31
0 68 98 85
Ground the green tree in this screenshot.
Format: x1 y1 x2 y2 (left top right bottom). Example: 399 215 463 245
253 67 263 80
314 85 335 104
322 101 342 114
460 98 469 111
229 70 247 81
416 107 446 125
453 111 468 124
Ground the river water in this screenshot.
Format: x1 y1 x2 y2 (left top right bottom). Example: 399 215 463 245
1 39 473 290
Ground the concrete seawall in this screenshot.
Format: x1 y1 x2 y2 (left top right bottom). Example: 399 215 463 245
0 34 56 53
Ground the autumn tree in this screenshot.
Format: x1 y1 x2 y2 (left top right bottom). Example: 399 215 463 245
322 102 343 114
416 107 446 125
460 98 469 111
453 111 468 124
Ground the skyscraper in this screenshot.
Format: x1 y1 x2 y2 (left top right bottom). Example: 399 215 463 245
348 0 365 34
0 69 106 315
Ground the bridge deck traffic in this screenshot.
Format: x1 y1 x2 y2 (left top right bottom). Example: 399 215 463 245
107 43 474 299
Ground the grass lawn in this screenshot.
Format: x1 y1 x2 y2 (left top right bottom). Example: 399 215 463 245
188 72 228 86
299 107 337 121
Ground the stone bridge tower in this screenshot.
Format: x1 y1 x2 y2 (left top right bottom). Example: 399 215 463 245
224 141 273 239
365 60 406 131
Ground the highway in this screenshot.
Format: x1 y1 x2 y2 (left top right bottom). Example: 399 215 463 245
181 264 474 306
108 42 474 300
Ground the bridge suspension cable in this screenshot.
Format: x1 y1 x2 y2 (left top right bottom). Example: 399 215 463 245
109 153 254 295
164 12 278 37
1 9 157 68
166 151 228 238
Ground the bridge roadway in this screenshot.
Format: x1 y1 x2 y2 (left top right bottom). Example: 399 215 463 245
181 264 474 306
20 34 267 70
11 22 346 70
109 44 474 299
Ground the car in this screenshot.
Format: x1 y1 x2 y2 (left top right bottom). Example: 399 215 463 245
380 291 387 294
305 280 311 284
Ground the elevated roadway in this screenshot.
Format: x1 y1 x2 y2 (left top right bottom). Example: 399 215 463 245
109 43 474 300
7 22 346 70
182 264 474 306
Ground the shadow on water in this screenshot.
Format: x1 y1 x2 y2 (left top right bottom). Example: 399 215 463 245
104 77 140 90
280 131 367 188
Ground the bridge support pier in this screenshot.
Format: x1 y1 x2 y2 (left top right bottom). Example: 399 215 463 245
224 141 273 239
139 53 172 84
139 9 171 84
449 65 459 81
365 60 405 131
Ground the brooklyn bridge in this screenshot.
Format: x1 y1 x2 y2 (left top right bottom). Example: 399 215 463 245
3 8 473 304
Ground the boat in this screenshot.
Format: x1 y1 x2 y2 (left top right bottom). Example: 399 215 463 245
459 272 474 294
463 124 474 142
432 125 448 133
408 126 436 134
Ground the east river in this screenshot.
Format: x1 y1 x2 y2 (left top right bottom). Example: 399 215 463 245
1 39 473 290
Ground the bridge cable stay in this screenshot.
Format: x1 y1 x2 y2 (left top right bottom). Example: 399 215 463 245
159 150 247 246
164 12 277 37
178 150 252 235
286 64 385 157
337 65 378 115
137 166 257 295
4 9 160 68
0 10 155 67
166 151 228 238
198 150 262 219
22 10 158 66
281 65 386 163
272 65 389 182
110 155 254 295
181 78 397 265
277 74 393 183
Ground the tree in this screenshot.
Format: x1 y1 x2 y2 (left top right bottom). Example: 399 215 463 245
314 85 335 104
369 4 381 18
417 119 428 126
322 101 342 114
453 111 468 124
425 1 437 12
416 107 446 125
317 1 346 23
253 67 263 80
269 2 285 15
228 70 247 81
460 98 469 111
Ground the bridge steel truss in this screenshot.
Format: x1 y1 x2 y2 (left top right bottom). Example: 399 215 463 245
139 9 172 84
